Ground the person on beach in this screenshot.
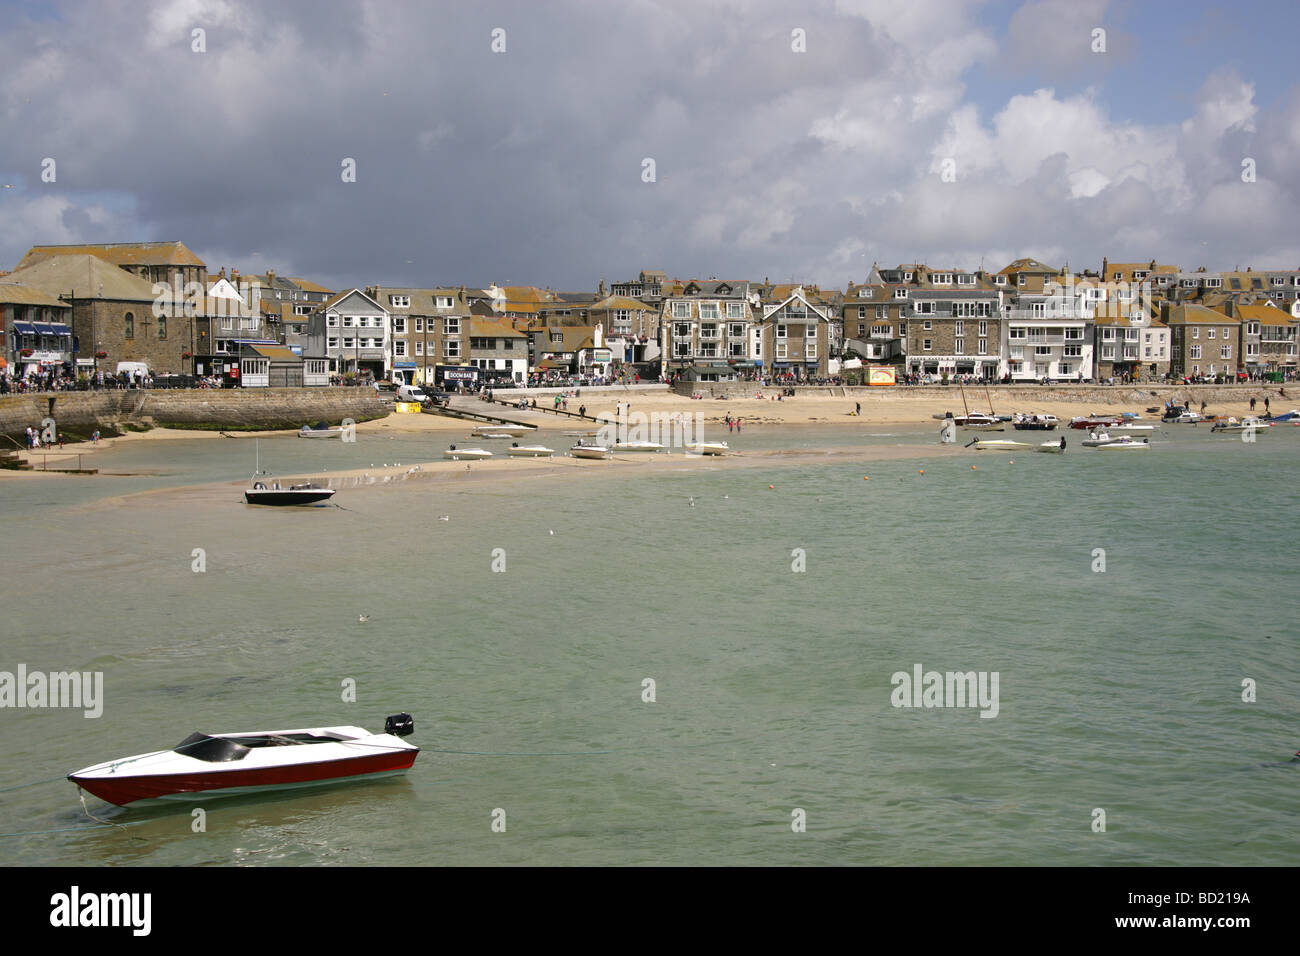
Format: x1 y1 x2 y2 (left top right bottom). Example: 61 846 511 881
1264 397 1271 412
856 402 861 416
1250 397 1256 411
736 418 741 432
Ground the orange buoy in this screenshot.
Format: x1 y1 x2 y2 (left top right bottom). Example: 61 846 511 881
863 476 869 481
971 465 977 470
768 484 774 490
918 469 924 475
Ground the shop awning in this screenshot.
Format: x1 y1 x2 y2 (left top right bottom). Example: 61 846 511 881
11 321 36 336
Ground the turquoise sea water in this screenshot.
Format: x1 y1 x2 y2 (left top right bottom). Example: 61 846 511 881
0 423 1297 865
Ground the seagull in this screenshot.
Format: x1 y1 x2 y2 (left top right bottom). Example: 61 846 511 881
439 515 450 521
549 529 555 535
687 496 697 507
358 614 369 623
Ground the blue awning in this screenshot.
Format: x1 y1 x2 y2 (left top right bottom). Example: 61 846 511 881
47 323 73 336
11 322 36 336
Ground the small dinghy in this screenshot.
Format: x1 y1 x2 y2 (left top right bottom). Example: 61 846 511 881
68 714 419 807
298 422 342 439
444 445 493 460
506 443 554 457
1036 438 1067 453
569 443 612 460
1210 417 1271 434
967 438 1031 451
683 441 729 455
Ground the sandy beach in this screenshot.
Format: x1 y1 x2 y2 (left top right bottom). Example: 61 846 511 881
4 386 1289 479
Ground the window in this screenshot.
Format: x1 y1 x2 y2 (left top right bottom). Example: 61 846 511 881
1035 345 1052 355
415 341 423 356
1246 322 1260 335
871 325 889 337
776 342 788 359
444 318 459 335
955 338 964 354
157 316 166 338
806 324 816 338
898 322 906 336
1189 345 1201 359
994 275 1007 286
729 323 745 338
858 306 867 318
389 296 410 308
1221 345 1231 359
1064 345 1082 357
931 273 952 285
294 305 312 316
124 312 134 338
393 317 406 334
1102 346 1115 359
1204 278 1222 288
328 315 338 327
672 302 690 318
327 336 338 349
954 321 964 335
726 302 745 319
915 301 934 315
1192 328 1199 339
343 316 354 327
221 316 234 331
1272 277 1284 287
922 339 932 351
1010 328 1027 339
977 340 987 355
1207 328 1215 339
776 324 787 339
343 337 355 349
699 303 719 320
922 320 932 331
675 343 691 358
894 288 908 299
674 323 691 339
957 274 974 285
444 340 460 357
395 341 406 357
858 324 867 336
978 320 988 336
435 296 454 309
806 343 816 358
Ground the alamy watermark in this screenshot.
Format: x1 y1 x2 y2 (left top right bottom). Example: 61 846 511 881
890 664 999 718
594 406 706 448
1 665 103 717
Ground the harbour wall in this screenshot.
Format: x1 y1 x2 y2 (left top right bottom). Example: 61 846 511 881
677 381 1294 407
0 388 387 441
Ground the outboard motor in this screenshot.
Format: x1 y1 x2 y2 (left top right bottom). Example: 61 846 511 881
385 713 415 737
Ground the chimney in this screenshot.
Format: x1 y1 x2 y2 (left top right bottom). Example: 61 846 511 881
219 266 226 279
1101 257 1108 279
267 269 275 283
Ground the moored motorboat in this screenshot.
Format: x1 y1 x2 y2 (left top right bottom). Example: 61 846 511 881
472 426 533 438
960 417 1005 431
1011 414 1059 431
68 714 419 807
506 443 554 457
1210 417 1271 434
967 439 1032 451
244 480 335 505
1036 438 1067 453
298 423 342 439
1094 437 1150 450
683 441 729 455
1108 423 1155 433
1070 415 1124 430
569 443 612 460
444 445 493 460
613 440 665 453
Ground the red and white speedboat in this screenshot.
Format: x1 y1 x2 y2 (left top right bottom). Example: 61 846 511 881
1069 415 1124 430
68 714 419 807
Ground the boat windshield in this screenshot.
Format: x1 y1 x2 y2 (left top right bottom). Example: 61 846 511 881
174 732 251 763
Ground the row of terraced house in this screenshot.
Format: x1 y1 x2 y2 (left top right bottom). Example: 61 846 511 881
1 243 1297 386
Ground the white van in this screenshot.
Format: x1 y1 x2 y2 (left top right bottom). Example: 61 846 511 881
397 384 429 404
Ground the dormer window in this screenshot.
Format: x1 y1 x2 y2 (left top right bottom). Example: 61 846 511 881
903 272 914 281
390 295 410 308
894 288 908 299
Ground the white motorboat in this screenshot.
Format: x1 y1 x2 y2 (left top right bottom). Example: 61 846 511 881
472 426 533 438
1095 437 1150 450
1210 417 1271 434
961 419 1005 432
443 446 493 460
1108 423 1155 433
1012 414 1060 431
506 444 554 457
68 714 419 807
475 432 517 440
298 424 342 439
684 441 729 455
613 441 665 453
1081 431 1122 447
968 439 1031 451
569 443 612 460
1036 438 1067 453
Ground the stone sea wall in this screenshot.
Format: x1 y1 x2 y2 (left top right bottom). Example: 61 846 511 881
0 388 386 441
678 381 1294 407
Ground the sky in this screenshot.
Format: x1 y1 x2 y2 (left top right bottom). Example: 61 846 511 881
1 0 1297 293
